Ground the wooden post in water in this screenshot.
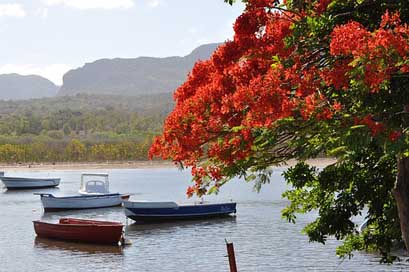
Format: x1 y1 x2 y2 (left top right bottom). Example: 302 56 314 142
225 239 238 272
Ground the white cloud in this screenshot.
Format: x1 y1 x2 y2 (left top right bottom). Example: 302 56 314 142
0 4 26 18
146 0 160 8
196 38 210 45
35 7 49 19
188 27 199 35
44 0 135 10
40 8 49 18
0 64 73 85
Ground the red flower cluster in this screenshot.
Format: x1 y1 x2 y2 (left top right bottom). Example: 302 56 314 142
314 0 333 16
389 130 402 142
150 2 409 196
355 115 385 136
330 21 370 57
330 11 409 92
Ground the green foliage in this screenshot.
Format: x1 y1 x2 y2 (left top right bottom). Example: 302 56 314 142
282 142 401 262
0 94 171 163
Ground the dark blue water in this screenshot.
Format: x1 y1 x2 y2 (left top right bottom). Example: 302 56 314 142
0 167 407 271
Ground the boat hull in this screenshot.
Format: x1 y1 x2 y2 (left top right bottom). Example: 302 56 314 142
124 201 237 222
1 177 60 189
38 193 125 212
33 218 123 245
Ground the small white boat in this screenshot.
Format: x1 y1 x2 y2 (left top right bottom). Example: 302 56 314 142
1 176 60 190
35 193 129 212
36 173 129 212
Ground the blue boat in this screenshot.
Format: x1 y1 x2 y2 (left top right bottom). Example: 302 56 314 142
123 201 237 222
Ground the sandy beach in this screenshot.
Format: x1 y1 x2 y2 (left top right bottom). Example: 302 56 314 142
0 158 336 171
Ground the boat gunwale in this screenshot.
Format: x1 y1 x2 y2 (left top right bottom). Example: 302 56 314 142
0 177 60 182
36 193 122 199
123 201 236 208
33 220 123 228
125 211 236 217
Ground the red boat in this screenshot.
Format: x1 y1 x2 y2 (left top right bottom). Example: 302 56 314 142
33 218 124 245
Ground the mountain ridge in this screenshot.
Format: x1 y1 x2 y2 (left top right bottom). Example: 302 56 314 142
0 73 58 100
58 43 221 97
0 43 221 100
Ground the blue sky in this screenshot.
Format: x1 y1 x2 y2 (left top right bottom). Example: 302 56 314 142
0 0 244 84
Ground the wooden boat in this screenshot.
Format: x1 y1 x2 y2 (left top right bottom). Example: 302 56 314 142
1 176 60 189
123 201 237 222
33 218 124 245
36 193 130 212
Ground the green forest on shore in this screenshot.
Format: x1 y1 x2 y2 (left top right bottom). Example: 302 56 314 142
0 93 173 163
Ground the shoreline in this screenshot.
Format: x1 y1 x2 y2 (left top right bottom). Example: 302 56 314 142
0 161 175 171
0 158 336 172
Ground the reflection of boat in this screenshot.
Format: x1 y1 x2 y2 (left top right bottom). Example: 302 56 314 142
3 187 59 195
124 201 237 222
35 173 129 212
33 218 124 245
36 193 129 212
34 237 124 254
126 216 237 234
1 176 60 189
40 206 120 220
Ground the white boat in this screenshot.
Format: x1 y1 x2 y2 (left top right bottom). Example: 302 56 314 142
36 173 129 212
1 176 60 189
35 193 128 212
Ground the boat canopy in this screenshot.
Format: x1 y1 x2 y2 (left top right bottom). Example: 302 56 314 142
79 173 110 194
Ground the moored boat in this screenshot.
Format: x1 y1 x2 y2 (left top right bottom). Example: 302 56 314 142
35 172 129 211
33 218 124 245
123 201 237 222
36 193 129 212
1 176 60 190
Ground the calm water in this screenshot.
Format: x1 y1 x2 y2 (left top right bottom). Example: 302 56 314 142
0 167 408 271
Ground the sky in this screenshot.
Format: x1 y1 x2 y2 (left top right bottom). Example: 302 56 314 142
0 0 245 85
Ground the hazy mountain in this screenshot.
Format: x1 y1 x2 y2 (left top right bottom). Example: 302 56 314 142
0 74 59 100
58 43 221 96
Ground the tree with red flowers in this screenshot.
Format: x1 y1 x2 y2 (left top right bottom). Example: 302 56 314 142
150 0 409 262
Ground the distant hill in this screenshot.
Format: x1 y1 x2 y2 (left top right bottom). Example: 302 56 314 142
58 43 221 96
0 93 174 117
0 74 58 100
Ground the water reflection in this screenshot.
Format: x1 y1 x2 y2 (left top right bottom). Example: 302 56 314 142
34 237 124 255
40 206 124 219
2 187 60 194
126 216 237 234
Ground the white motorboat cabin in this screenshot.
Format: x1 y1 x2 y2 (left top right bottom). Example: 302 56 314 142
79 173 110 195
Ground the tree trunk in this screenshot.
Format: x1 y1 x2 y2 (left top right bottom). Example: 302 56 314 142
393 156 409 251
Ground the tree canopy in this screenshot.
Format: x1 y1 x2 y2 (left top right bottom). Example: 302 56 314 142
0 94 169 163
150 0 409 262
